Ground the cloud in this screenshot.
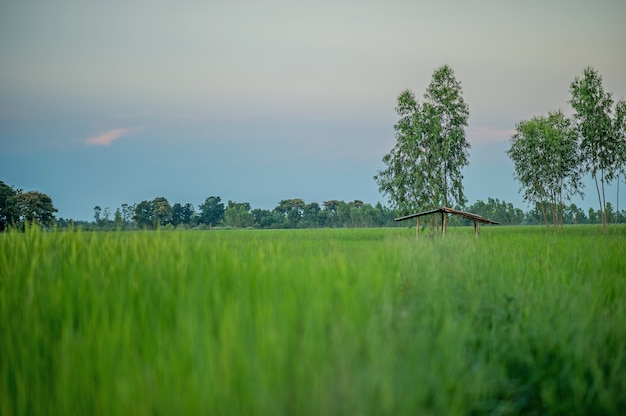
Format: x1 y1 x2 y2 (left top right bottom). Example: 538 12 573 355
84 127 140 146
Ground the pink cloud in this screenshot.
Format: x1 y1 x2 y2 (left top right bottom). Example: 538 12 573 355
84 127 140 146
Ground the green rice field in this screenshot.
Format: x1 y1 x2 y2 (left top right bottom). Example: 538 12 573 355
1 226 625 415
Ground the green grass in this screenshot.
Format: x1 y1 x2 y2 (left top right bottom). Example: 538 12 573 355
1 226 625 415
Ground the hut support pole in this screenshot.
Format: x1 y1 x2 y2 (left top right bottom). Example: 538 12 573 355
441 212 447 237
473 221 480 236
415 217 419 238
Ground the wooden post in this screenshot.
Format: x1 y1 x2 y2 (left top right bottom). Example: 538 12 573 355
441 211 447 237
416 217 419 238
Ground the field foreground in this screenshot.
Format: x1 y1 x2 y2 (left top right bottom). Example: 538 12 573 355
1 226 625 415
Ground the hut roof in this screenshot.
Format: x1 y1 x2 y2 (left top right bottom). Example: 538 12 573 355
395 206 499 225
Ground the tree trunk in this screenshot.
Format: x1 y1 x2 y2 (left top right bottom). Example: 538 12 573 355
540 202 550 229
593 173 605 232
558 180 565 229
601 169 607 232
615 173 620 230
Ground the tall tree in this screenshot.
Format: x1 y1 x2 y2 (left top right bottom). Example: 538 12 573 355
507 110 583 229
93 205 102 225
423 64 471 208
13 191 58 228
569 67 621 231
375 65 470 214
613 100 626 227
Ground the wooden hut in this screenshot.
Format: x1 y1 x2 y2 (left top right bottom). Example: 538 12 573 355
395 206 499 237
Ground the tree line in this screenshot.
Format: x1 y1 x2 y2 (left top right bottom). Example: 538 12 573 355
76 196 626 230
80 197 401 230
2 179 624 231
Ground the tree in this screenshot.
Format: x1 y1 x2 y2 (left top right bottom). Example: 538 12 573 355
13 191 58 228
274 199 306 227
564 203 587 224
93 205 102 225
0 181 21 231
467 198 525 226
569 67 622 231
507 110 583 229
152 197 172 227
224 201 253 228
121 203 134 225
605 202 615 225
133 200 154 229
301 202 322 228
613 100 626 227
103 207 111 225
114 208 123 229
199 196 224 227
251 208 279 228
171 203 196 227
171 203 184 227
375 64 470 215
322 200 341 228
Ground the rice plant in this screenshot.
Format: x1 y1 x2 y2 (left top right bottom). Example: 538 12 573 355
1 226 624 415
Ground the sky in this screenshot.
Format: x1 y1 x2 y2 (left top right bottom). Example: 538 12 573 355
1 0 625 221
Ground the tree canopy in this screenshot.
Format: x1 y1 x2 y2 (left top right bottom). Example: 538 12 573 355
0 181 21 231
1 186 58 229
569 67 626 231
507 110 583 229
375 65 470 214
199 196 225 227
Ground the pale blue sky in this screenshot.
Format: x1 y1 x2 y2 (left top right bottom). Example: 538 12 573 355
1 0 625 220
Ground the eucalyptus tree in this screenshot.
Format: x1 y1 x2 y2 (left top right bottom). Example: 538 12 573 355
375 65 470 214
507 110 583 229
613 100 626 226
569 67 622 231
